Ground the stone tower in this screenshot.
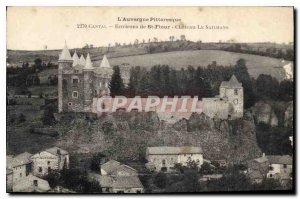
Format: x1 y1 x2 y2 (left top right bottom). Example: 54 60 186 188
58 44 73 113
219 75 244 118
83 53 94 112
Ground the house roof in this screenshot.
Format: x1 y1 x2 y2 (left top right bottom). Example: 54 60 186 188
220 75 242 88
266 155 293 165
254 156 269 163
112 176 143 189
100 55 111 68
101 160 121 174
45 147 69 156
147 146 203 155
7 152 32 168
58 44 72 61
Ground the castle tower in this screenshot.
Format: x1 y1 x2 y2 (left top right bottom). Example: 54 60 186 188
58 43 73 113
219 75 243 118
83 53 94 112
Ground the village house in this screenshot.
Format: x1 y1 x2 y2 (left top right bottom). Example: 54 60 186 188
31 147 69 177
89 159 144 193
266 155 293 183
13 174 50 192
6 152 33 191
247 153 270 184
145 146 204 172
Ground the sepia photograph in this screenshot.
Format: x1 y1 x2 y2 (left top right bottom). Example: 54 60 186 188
5 6 294 194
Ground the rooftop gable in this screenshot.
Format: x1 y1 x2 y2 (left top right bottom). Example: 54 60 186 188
84 53 94 70
72 51 80 67
147 146 203 155
220 75 242 88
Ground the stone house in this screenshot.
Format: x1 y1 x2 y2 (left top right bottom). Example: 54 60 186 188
145 146 204 172
13 174 50 192
6 152 33 190
90 159 143 193
266 155 293 182
31 147 69 177
247 154 270 184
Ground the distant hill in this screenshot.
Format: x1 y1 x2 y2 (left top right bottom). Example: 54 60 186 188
106 50 292 81
7 41 293 81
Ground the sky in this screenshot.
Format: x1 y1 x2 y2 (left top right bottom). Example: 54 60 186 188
7 7 294 50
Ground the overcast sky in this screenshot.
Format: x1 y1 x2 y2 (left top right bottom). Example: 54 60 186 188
7 7 294 50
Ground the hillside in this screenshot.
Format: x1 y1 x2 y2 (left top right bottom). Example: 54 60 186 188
106 50 291 81
54 111 261 164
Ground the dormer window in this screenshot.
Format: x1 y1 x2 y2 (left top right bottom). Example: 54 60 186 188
73 78 79 84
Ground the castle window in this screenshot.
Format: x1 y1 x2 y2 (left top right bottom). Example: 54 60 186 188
73 78 79 85
234 89 238 95
99 82 102 87
75 70 79 73
105 82 108 88
72 91 78 98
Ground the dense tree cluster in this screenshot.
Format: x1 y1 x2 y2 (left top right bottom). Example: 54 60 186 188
110 59 293 109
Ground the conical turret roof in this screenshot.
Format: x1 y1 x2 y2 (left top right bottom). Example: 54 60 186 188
72 51 80 66
100 55 111 68
58 43 72 61
83 53 93 70
220 74 242 88
79 54 86 66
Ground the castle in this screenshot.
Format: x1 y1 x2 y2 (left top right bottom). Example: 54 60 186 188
57 44 129 113
202 75 243 119
58 44 243 120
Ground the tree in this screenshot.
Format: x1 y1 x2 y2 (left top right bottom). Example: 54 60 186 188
18 114 26 123
169 36 175 42
154 172 167 189
180 35 186 41
42 105 56 125
109 65 125 97
90 153 106 173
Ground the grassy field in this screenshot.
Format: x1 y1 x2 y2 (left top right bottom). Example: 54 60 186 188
102 50 290 81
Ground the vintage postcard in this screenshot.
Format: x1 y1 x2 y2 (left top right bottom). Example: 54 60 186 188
6 7 294 193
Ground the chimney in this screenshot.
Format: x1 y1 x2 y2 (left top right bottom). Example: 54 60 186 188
57 149 61 155
262 153 265 157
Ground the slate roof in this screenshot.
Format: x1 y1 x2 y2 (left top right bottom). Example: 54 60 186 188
112 176 143 189
100 55 111 68
147 146 203 155
220 75 242 88
266 155 293 165
72 51 80 66
58 44 72 61
254 156 269 163
84 53 94 70
7 152 32 168
101 160 121 174
45 147 69 156
79 54 86 66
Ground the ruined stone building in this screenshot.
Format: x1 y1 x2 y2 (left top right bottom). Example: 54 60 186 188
58 44 130 112
202 75 244 119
